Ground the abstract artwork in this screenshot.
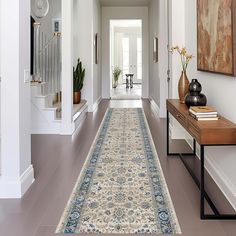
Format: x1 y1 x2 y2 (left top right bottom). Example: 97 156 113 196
197 0 236 75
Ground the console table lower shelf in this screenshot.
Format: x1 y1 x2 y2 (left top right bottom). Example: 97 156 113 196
166 99 236 220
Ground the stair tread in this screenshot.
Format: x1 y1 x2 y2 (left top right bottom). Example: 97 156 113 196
73 100 87 115
34 95 50 99
30 81 46 86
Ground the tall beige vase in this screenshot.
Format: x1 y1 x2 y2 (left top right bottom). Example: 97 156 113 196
178 71 190 103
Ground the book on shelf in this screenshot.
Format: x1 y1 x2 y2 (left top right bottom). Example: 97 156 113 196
195 117 219 121
189 106 217 115
189 112 219 121
192 113 218 118
189 106 219 121
189 106 218 117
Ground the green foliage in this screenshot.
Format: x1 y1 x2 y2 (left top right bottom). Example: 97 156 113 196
113 67 122 82
73 58 85 92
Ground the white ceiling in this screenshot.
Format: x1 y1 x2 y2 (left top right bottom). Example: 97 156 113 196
100 0 151 7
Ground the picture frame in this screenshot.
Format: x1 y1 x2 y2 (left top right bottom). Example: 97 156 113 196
197 0 236 76
94 33 99 64
153 37 158 63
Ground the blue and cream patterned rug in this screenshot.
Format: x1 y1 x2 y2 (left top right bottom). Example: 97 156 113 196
56 108 181 234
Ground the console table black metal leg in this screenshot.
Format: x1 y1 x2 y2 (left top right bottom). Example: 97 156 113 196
167 111 170 155
193 139 196 155
200 144 236 220
200 145 219 219
200 145 206 219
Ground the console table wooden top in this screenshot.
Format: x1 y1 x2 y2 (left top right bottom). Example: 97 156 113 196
166 99 236 145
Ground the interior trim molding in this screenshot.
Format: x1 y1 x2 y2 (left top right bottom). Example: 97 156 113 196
73 105 89 134
92 97 102 112
149 97 160 117
0 165 35 199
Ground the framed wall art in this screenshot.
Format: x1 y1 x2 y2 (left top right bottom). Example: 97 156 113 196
94 33 99 64
197 0 236 76
153 37 158 63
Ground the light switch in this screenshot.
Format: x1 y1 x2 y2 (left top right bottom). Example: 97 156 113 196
24 69 30 83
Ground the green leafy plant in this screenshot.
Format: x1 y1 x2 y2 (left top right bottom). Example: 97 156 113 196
73 58 85 92
113 67 122 88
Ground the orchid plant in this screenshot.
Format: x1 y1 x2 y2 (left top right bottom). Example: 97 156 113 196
170 46 193 72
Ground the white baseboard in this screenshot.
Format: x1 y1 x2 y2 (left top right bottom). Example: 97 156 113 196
72 113 87 139
206 152 236 211
31 121 61 134
92 97 102 112
73 104 88 133
0 165 35 199
87 97 102 112
149 97 160 117
60 122 76 136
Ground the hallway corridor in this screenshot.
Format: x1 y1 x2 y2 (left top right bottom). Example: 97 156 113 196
0 100 236 236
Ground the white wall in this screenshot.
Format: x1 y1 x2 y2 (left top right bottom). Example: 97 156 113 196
101 7 149 99
184 0 236 209
93 0 102 104
0 0 1 138
32 0 61 37
149 0 160 107
148 0 169 117
0 0 34 198
61 0 74 135
73 0 102 111
169 0 185 99
168 0 186 138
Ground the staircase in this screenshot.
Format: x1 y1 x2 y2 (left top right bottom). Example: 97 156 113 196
30 23 62 134
31 22 88 135
31 82 61 134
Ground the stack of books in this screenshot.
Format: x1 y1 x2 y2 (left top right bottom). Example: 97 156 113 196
189 106 219 121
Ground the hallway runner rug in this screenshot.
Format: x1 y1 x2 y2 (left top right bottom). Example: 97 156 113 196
56 108 181 234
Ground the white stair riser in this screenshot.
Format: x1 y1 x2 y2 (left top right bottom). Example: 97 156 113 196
31 85 61 134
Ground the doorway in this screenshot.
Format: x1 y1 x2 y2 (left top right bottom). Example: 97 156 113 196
110 20 142 100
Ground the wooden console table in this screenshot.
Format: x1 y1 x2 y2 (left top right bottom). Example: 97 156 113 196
166 99 236 220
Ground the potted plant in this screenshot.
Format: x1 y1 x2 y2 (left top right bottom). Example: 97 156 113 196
113 67 122 88
73 58 85 104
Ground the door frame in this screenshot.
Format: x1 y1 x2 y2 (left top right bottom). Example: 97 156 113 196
111 25 143 85
101 7 149 99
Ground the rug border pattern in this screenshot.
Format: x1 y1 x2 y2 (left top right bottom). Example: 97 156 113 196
137 108 181 234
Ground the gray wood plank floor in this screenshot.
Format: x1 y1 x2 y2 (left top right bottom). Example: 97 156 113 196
0 99 235 236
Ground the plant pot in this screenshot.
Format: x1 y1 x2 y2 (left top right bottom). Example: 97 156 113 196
56 91 62 103
113 79 118 88
73 91 81 104
178 71 190 103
